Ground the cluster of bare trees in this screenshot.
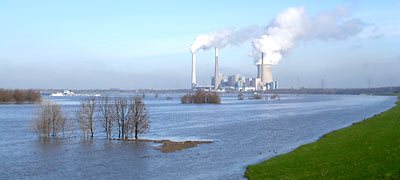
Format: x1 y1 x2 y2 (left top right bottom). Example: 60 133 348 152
32 96 150 140
181 90 221 104
96 97 150 139
0 89 41 103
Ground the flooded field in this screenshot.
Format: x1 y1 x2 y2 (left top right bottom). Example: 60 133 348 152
0 94 396 180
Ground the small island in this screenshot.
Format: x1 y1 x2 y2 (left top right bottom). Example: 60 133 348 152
181 90 221 104
116 139 212 153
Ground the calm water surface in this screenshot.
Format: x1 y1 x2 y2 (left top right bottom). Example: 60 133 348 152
0 94 396 180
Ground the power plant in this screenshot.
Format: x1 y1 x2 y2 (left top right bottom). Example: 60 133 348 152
191 49 278 92
188 6 366 91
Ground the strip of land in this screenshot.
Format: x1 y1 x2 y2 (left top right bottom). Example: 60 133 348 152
245 96 400 179
115 139 212 153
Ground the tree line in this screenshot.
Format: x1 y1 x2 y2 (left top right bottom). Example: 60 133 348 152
181 90 221 104
0 89 41 103
32 96 150 140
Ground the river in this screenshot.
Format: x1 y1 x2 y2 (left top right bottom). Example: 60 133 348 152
0 94 396 180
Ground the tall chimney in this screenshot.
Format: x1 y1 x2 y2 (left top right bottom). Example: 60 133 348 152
191 53 196 88
214 47 219 90
261 52 264 85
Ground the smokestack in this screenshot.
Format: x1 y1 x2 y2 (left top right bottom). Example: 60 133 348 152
261 52 264 84
214 47 219 90
192 53 196 88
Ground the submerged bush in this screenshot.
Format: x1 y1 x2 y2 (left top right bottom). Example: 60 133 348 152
270 94 279 100
238 93 244 100
249 93 262 100
181 90 221 104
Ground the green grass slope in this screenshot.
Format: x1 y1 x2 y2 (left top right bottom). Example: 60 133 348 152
245 97 400 180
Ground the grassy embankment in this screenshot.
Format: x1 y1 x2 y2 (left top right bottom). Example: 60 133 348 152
245 96 400 179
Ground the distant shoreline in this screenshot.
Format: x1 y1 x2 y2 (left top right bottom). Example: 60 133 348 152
37 86 400 96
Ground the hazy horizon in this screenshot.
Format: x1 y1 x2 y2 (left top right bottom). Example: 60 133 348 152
1 0 399 90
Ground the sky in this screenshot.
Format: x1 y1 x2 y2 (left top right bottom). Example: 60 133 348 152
0 0 399 89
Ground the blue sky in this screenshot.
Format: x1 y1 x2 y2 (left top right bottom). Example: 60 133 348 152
0 0 399 89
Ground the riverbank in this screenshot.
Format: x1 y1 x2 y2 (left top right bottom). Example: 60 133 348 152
245 96 400 179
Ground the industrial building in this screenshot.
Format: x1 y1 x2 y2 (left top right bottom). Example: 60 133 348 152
191 47 278 92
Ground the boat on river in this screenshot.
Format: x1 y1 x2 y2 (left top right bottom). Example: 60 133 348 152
50 90 100 97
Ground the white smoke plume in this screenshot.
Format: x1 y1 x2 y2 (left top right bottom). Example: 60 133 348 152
190 6 366 64
190 25 264 53
252 6 365 65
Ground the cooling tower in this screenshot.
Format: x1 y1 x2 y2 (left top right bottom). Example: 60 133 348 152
257 64 273 84
192 53 196 87
257 53 273 85
214 47 220 89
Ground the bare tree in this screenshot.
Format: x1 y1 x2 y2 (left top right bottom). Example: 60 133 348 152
12 89 25 103
208 92 221 104
64 116 76 138
98 96 114 139
128 97 150 140
113 98 121 138
78 114 88 139
181 93 193 104
26 89 42 102
32 101 66 138
77 97 97 138
113 97 130 139
50 103 65 136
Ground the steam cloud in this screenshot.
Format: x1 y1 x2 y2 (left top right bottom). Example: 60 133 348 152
252 6 365 65
190 25 264 53
190 6 366 65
